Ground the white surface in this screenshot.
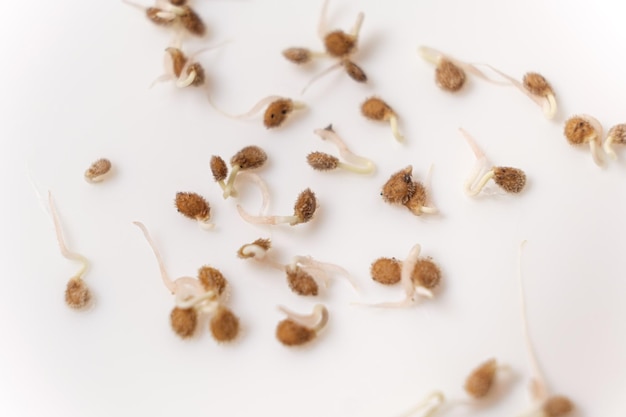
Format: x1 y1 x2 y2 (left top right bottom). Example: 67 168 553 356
1 0 625 416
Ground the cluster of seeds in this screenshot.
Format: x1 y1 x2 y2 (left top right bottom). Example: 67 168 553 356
40 0 606 414
284 0 367 93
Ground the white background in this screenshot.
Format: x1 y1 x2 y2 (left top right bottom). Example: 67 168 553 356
1 0 625 416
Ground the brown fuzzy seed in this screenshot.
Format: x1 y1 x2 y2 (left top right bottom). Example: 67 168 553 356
543 396 574 417
264 99 294 129
175 192 210 221
412 258 441 289
381 166 415 205
186 62 205 86
564 116 595 145
170 307 198 338
179 6 206 36
523 72 553 97
197 266 227 295
146 8 175 26
237 238 272 258
231 146 267 170
283 48 312 64
210 155 228 182
276 319 316 346
84 158 112 182
343 60 367 82
464 358 498 398
493 167 526 193
403 181 427 215
169 0 186 5
608 124 626 144
166 47 187 78
370 257 401 285
361 97 394 121
293 188 317 224
323 30 356 57
286 267 319 296
435 59 466 92
307 152 339 171
65 278 91 309
209 306 240 342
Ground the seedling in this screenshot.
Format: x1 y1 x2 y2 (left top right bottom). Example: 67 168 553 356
275 304 329 346
123 0 206 37
459 128 527 196
397 358 505 417
133 221 239 341
516 242 575 417
174 191 214 229
307 125 375 174
418 46 509 92
237 188 318 226
84 158 112 183
220 146 268 199
151 40 228 89
284 0 368 93
363 244 441 308
381 166 437 216
603 123 626 160
48 192 92 310
361 97 404 142
563 115 604 166
482 66 558 119
214 95 306 129
237 238 356 296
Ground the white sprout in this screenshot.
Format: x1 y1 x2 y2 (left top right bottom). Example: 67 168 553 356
312 125 375 174
133 221 210 300
603 123 626 160
459 128 527 196
278 304 328 331
418 46 510 87
396 391 446 417
48 192 89 283
517 241 575 417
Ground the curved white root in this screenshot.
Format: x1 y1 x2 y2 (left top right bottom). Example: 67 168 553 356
466 170 495 197
237 171 271 215
301 61 343 95
458 128 491 196
518 241 549 403
133 221 176 294
176 69 197 88
396 391 446 417
579 114 604 167
49 192 89 280
237 204 299 226
603 135 617 160
239 242 269 260
150 74 174 88
389 115 405 142
589 139 604 167
198 219 215 230
544 93 557 119
278 304 328 332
